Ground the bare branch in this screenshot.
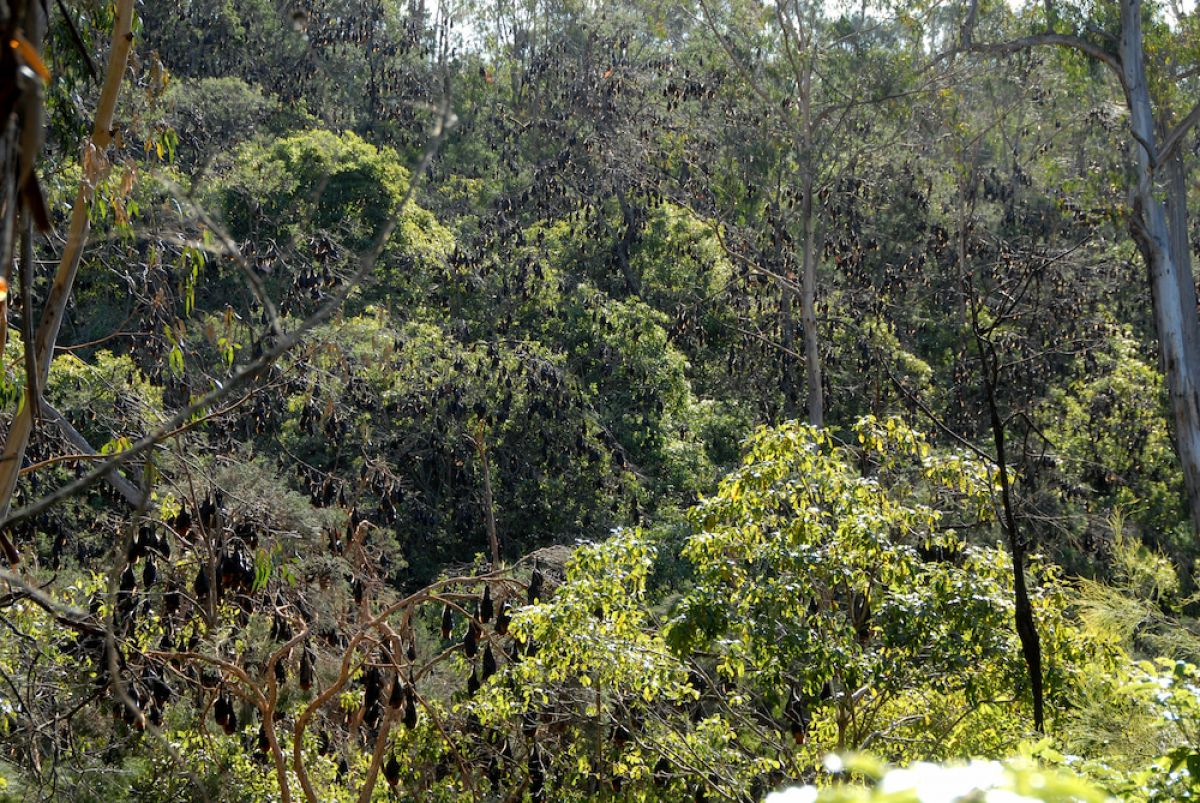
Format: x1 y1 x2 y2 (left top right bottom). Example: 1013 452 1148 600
0 566 92 629
962 33 1122 78
1158 98 1200 166
951 0 1123 84
41 401 144 507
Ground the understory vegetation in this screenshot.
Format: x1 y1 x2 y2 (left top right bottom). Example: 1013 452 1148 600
1 0 1200 800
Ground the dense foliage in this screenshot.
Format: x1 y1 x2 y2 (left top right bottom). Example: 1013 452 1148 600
1 0 1200 800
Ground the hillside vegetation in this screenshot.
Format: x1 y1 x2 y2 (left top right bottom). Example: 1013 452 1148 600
0 0 1198 800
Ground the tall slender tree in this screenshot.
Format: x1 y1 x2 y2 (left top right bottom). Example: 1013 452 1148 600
959 0 1200 536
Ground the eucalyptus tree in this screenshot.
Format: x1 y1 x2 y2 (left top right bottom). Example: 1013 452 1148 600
0 0 138 551
689 0 920 426
954 0 1200 537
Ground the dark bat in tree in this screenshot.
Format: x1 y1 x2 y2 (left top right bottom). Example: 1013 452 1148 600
389 675 404 708
480 584 493 622
299 646 315 691
528 560 544 604
482 644 497 680
384 755 401 788
193 565 210 600
467 665 479 696
464 619 480 658
495 600 511 635
403 686 417 729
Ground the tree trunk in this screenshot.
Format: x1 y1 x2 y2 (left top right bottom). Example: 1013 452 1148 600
475 431 500 567
1121 0 1200 536
0 0 136 546
775 214 802 418
796 37 823 428
800 174 823 427
613 192 644 296
977 332 1044 732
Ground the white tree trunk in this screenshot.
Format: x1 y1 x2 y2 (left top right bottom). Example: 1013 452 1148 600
1120 0 1200 535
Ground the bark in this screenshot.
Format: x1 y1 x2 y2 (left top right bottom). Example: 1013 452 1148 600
799 173 823 427
0 0 137 559
775 215 802 417
19 217 36 424
796 33 823 428
778 277 799 415
1120 0 1200 536
961 162 1044 731
613 192 644 296
977 333 1044 732
0 0 49 565
476 431 501 567
959 0 1200 540
43 401 143 508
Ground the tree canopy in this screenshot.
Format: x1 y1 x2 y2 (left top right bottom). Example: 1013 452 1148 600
1 0 1200 800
